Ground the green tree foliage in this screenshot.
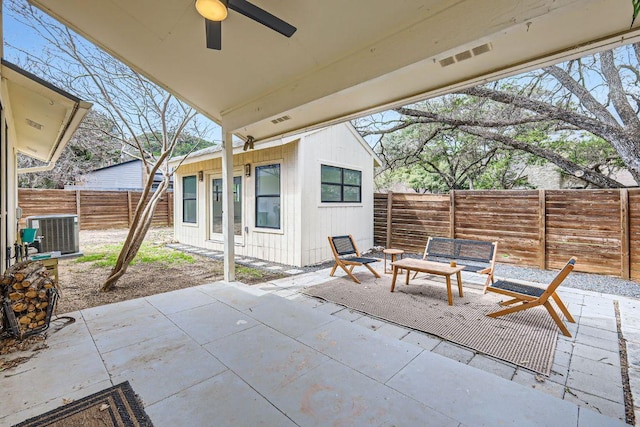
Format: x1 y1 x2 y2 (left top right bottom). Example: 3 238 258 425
357 43 640 190
136 131 214 158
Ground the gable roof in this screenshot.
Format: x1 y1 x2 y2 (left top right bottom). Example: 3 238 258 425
171 123 381 166
30 0 639 147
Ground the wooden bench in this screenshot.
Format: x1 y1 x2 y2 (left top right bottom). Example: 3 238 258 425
415 237 498 293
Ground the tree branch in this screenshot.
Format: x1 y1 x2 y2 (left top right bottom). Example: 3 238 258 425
457 86 626 144
460 127 624 188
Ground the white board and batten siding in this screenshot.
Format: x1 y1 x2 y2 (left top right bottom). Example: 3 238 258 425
298 124 376 266
174 142 300 266
173 122 377 267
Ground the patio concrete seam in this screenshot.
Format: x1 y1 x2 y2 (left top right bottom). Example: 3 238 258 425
212 363 302 427
383 347 425 385
79 310 117 387
144 367 232 409
379 358 481 425
144 288 218 315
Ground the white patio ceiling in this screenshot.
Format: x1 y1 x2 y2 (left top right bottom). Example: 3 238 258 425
29 0 640 145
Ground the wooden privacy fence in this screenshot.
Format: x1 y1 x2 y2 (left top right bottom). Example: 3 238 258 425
374 189 640 281
18 189 173 230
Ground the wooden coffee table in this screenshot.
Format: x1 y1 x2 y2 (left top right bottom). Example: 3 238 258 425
390 258 465 305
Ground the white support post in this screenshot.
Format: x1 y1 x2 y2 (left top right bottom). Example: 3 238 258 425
221 129 236 282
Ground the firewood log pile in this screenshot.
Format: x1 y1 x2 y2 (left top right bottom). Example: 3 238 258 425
1 260 58 338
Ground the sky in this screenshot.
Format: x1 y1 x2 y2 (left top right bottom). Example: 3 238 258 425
3 3 46 54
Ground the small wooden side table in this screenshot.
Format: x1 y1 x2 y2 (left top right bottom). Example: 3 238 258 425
383 248 404 274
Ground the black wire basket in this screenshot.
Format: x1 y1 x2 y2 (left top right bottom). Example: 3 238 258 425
2 287 58 339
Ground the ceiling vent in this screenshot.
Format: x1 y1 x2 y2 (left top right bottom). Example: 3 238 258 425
438 56 456 67
472 43 492 56
438 42 493 67
454 50 473 62
271 115 291 125
26 118 43 130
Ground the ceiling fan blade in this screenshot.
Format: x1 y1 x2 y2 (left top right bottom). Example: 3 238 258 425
205 19 222 50
228 0 297 37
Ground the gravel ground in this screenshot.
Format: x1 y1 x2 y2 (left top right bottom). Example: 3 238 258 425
494 263 640 299
361 250 640 299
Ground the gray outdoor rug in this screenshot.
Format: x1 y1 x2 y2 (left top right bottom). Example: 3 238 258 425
303 274 562 375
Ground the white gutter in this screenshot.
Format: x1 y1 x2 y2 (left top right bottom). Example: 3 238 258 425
17 99 92 174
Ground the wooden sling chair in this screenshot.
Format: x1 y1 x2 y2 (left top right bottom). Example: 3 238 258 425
328 235 381 284
486 257 577 337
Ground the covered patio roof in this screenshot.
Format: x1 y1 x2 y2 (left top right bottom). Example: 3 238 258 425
25 0 640 282
29 0 640 145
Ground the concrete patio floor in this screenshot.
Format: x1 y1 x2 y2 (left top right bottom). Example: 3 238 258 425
1 264 638 426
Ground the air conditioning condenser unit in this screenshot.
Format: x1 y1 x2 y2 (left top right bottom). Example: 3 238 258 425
26 214 80 255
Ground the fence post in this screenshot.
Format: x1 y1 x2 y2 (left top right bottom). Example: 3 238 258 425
127 191 133 227
449 190 455 238
75 190 81 230
168 192 174 226
538 189 546 270
386 192 393 248
164 193 170 226
621 188 630 279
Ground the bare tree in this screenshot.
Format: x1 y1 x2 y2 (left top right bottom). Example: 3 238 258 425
6 0 213 291
358 43 640 189
18 111 123 188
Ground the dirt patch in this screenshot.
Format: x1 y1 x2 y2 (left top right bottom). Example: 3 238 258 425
54 227 286 314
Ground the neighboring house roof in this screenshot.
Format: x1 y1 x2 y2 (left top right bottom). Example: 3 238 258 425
2 60 92 173
89 159 140 172
170 123 381 167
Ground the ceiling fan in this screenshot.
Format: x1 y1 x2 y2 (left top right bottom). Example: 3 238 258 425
195 0 297 50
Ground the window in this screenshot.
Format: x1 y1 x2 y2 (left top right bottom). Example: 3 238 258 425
182 176 197 223
255 164 280 229
321 165 361 203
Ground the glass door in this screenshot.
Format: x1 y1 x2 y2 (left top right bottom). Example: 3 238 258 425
211 176 243 240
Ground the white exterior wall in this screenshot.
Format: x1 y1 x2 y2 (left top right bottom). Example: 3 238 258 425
1 105 18 272
174 142 301 266
1 66 19 272
76 160 144 190
298 123 375 265
173 123 375 267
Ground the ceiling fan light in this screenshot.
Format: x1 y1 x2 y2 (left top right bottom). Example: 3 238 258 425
196 0 228 21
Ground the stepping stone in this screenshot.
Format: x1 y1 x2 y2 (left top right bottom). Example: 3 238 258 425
266 266 283 271
252 262 267 267
285 269 304 275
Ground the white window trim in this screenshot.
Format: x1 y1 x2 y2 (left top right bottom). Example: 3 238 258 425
182 174 198 225
208 169 245 243
318 162 363 206
254 161 283 231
